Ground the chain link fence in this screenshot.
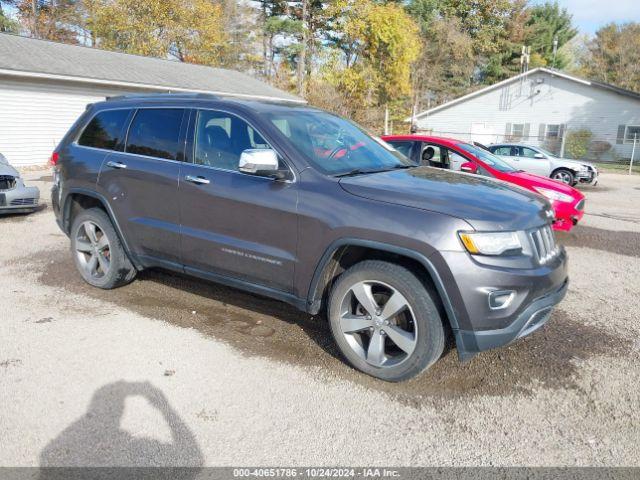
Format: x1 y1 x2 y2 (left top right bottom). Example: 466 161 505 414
410 127 640 173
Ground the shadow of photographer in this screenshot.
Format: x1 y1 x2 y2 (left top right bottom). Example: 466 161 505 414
39 380 203 479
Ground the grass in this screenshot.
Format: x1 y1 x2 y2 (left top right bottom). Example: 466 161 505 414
592 161 640 174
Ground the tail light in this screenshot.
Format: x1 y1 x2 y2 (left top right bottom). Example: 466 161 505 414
49 152 59 166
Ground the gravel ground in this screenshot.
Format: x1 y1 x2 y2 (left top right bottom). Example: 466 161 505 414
1 171 639 467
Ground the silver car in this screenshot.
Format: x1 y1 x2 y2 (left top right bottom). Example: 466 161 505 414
489 143 598 186
0 153 40 214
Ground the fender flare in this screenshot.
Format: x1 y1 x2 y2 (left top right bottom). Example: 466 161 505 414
306 238 460 331
62 188 140 269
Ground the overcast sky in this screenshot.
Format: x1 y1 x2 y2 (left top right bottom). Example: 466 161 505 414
532 0 640 35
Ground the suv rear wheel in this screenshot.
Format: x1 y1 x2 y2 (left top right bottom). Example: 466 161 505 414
70 207 136 289
328 260 445 382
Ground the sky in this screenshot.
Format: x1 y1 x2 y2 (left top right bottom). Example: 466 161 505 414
531 0 640 35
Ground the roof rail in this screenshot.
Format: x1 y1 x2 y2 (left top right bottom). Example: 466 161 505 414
105 92 222 102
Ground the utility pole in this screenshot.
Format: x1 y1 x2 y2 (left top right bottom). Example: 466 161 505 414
520 45 531 74
552 37 558 69
384 105 389 135
296 0 308 97
630 134 638 175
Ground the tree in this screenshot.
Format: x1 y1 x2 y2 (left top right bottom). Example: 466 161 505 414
582 22 640 93
410 18 475 111
526 1 577 69
90 0 230 67
0 1 19 32
324 0 421 128
253 0 288 77
436 0 514 55
12 0 81 42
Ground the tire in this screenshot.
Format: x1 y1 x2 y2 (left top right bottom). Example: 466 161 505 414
70 207 136 289
551 168 575 185
328 260 445 382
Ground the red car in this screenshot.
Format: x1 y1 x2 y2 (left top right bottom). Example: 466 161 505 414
382 135 585 231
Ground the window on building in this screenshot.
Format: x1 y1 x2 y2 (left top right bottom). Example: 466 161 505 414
626 126 640 144
78 109 131 150
126 109 185 160
511 124 525 139
546 124 560 139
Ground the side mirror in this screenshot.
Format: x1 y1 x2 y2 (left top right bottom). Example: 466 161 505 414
239 149 289 180
460 162 478 174
534 153 545 159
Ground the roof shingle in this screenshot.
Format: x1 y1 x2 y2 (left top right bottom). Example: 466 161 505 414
0 33 302 103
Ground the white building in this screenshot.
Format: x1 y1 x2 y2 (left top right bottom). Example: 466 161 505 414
410 68 640 162
0 33 302 167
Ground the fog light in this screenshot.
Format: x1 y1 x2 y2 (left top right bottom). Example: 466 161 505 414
488 290 515 310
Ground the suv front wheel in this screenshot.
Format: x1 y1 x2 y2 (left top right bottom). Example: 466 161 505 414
328 260 445 382
70 207 137 289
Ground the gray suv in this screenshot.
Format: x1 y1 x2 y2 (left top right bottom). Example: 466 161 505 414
52 94 568 382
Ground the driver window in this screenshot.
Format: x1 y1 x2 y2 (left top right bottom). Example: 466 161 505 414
194 110 273 170
521 147 539 158
421 144 443 167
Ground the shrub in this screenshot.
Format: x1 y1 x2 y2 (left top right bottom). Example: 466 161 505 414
588 140 612 160
564 129 592 159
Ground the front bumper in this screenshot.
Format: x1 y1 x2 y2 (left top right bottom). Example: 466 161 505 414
552 198 585 232
456 279 568 360
576 169 598 185
430 245 568 362
0 185 40 213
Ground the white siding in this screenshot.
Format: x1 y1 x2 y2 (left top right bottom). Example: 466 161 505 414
415 71 640 160
0 77 148 166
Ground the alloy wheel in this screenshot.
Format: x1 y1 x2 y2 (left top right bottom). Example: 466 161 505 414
75 221 111 280
338 280 417 368
552 171 572 184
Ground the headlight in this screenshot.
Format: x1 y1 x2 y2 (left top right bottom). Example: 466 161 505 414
459 231 523 256
534 187 573 203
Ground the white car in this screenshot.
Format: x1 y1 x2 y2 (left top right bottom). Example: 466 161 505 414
0 153 40 214
488 143 598 186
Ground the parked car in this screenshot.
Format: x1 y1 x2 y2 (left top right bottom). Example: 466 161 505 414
382 135 585 232
488 143 598 186
52 95 568 382
0 153 40 214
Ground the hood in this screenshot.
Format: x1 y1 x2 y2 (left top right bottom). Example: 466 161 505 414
0 161 19 178
553 156 595 169
510 171 582 197
339 166 552 231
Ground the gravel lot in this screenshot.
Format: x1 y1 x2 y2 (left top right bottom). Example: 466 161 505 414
1 171 639 467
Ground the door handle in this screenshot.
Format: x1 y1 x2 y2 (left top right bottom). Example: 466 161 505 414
106 160 127 169
185 175 210 185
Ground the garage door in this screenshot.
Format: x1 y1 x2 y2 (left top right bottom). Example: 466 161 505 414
0 77 134 167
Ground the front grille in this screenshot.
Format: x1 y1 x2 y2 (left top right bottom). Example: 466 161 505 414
576 199 585 211
530 224 559 264
0 175 16 191
10 198 35 206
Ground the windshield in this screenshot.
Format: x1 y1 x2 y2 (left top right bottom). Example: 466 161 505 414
457 143 517 173
260 109 412 175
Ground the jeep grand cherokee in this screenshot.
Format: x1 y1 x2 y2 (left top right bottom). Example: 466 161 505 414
51 94 568 382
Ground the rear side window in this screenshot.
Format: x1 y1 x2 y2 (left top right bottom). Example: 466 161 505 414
126 109 185 160
78 109 131 150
